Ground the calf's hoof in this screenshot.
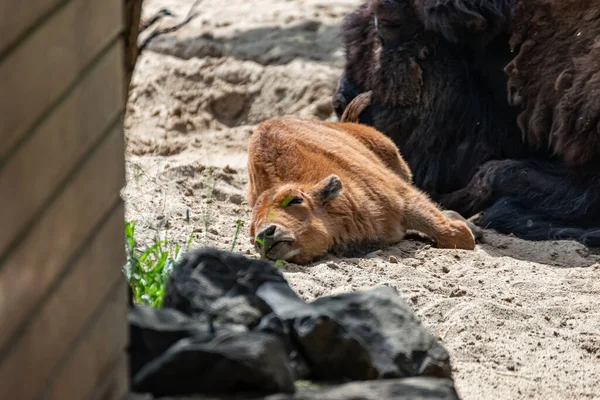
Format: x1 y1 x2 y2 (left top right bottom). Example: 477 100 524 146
442 210 484 242
436 211 477 250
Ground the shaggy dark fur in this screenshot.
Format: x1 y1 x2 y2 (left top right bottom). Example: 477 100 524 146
333 0 600 246
506 0 600 166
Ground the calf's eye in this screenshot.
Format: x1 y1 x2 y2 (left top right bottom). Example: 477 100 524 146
279 196 303 208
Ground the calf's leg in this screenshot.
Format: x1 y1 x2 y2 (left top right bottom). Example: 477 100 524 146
402 191 476 250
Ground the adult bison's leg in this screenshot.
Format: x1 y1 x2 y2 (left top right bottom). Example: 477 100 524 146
443 159 600 224
441 159 600 245
479 198 600 246
438 159 517 218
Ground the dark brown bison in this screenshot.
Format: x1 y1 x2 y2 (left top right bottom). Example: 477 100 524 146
332 0 600 246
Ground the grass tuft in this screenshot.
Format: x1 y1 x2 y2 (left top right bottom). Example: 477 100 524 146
123 221 192 307
231 219 242 251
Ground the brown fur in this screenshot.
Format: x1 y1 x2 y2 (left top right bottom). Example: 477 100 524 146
247 117 475 265
506 0 600 166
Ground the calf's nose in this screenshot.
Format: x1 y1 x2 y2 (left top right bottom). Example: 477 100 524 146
256 225 277 253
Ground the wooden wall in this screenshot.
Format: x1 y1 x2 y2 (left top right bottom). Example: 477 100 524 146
0 0 139 398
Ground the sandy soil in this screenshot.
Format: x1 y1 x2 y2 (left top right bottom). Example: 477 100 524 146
122 1 600 398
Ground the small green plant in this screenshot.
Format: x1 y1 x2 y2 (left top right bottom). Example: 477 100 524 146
294 380 322 390
202 169 217 244
231 219 242 251
123 221 193 307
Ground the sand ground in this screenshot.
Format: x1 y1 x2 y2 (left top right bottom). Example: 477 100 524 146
123 1 600 398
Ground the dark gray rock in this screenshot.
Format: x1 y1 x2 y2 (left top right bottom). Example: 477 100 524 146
127 377 459 400
128 249 456 399
266 377 460 400
133 332 295 397
162 248 287 328
257 281 377 381
128 305 210 379
130 305 212 357
255 313 311 381
311 286 452 379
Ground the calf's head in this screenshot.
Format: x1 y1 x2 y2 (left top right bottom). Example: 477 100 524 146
249 175 343 265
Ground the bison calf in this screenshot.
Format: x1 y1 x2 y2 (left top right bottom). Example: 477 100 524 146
246 117 475 265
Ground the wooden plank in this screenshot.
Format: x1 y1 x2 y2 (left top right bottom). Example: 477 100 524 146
0 121 125 355
123 0 144 101
0 203 125 399
0 0 64 56
89 355 130 400
42 280 129 400
0 0 123 162
0 40 124 257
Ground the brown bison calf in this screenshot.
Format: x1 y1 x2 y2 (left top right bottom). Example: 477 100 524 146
246 117 475 264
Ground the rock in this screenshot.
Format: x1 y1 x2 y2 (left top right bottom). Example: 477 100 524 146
167 119 188 133
128 305 211 379
162 248 287 327
132 332 295 397
266 377 460 400
389 256 399 263
256 281 377 381
229 193 245 205
366 249 383 258
223 165 237 174
128 378 459 400
311 286 452 378
257 313 311 380
449 289 466 298
128 249 456 399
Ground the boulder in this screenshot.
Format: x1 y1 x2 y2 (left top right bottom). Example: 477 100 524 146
162 248 287 328
133 332 295 397
311 286 452 378
128 305 212 378
266 377 460 400
257 281 377 381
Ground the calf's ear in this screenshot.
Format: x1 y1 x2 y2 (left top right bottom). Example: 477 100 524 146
312 175 343 204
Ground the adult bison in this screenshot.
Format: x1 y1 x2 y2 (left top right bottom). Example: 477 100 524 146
332 0 600 246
